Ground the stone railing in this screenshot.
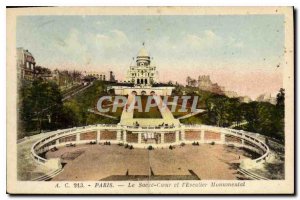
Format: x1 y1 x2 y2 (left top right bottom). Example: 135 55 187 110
30 123 270 180
184 125 270 164
31 125 119 166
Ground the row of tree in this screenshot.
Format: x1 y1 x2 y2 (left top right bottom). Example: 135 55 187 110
19 78 65 138
174 82 285 141
18 79 116 139
198 88 285 142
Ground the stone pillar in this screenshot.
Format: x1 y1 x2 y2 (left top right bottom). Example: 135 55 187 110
123 130 127 143
117 123 122 141
138 132 142 144
200 129 205 143
161 133 165 144
220 132 225 143
76 132 80 141
181 130 185 141
96 130 101 144
175 131 180 143
180 125 185 142
117 130 122 141
241 133 245 146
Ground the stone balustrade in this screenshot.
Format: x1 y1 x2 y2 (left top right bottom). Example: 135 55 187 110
30 123 270 180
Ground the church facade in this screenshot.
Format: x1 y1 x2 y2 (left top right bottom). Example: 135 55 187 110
111 45 173 96
126 46 158 86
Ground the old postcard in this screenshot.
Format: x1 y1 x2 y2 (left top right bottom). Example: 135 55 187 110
6 7 294 194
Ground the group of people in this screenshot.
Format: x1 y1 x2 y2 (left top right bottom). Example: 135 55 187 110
158 123 175 128
131 121 175 128
133 121 140 127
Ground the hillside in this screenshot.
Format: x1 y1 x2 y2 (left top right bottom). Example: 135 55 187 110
63 81 120 126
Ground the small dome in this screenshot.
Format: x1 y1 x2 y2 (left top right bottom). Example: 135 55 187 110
137 47 149 57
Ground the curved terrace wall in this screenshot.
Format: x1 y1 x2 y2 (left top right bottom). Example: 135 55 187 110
30 124 271 180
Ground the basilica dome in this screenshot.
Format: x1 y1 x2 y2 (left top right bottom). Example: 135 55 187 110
137 47 150 57
136 46 151 66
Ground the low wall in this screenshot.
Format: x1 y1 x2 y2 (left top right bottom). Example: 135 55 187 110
111 86 174 96
30 124 270 180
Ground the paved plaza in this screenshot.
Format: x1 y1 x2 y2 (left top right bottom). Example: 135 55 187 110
46 144 247 181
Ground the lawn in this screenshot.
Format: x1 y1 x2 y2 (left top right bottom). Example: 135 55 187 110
133 95 162 118
166 96 199 118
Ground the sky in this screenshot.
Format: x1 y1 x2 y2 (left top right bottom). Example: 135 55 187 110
16 15 284 99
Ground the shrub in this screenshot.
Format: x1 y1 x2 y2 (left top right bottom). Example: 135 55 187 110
129 145 134 150
148 145 154 150
124 144 129 148
180 142 185 147
211 141 215 145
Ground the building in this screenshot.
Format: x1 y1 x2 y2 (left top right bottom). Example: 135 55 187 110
186 76 198 87
198 75 224 94
210 83 224 95
239 96 252 103
126 46 158 86
224 90 239 98
83 71 106 81
109 71 116 82
197 75 212 90
112 45 173 96
52 69 83 89
256 93 276 105
34 66 53 80
17 48 36 81
186 75 224 95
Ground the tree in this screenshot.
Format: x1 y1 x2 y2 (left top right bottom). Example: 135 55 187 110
241 101 260 132
276 88 285 120
275 88 285 141
241 100 284 141
276 88 285 108
19 78 64 135
228 98 243 126
206 95 231 127
173 84 184 96
167 80 173 85
186 76 192 86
